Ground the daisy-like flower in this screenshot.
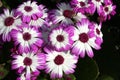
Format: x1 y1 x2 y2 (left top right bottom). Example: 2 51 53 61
0 9 22 41
70 0 95 14
49 3 86 25
10 24 43 53
99 2 116 21
49 24 74 51
29 4 48 27
72 19 100 58
16 1 43 23
44 48 78 79
12 52 46 80
89 22 103 47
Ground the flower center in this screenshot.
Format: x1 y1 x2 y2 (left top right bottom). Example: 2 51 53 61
96 0 100 2
23 32 31 41
80 2 85 7
24 6 32 12
4 17 14 26
23 57 32 66
63 10 75 18
79 33 89 43
96 28 100 35
56 35 64 42
54 55 64 65
104 7 109 12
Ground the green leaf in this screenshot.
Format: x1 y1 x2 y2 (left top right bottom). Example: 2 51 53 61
67 74 76 80
0 64 9 79
74 57 99 80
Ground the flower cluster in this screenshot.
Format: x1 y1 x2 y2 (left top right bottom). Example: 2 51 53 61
0 0 116 80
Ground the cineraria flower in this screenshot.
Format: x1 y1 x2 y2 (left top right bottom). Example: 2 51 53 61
99 2 116 21
70 0 95 14
49 24 74 51
12 52 46 80
72 19 100 58
49 3 86 25
90 22 103 46
44 48 78 79
16 1 43 23
0 9 21 41
10 24 43 53
29 4 48 27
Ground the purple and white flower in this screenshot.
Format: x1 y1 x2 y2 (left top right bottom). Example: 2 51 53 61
29 4 48 27
72 19 100 58
44 48 78 79
49 24 74 51
99 2 116 21
70 0 95 14
11 24 43 53
49 3 75 24
16 1 43 23
0 9 21 41
12 52 46 80
93 23 103 45
49 3 86 24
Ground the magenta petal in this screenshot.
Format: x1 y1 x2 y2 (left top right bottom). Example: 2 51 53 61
36 12 43 18
72 47 80 56
32 71 40 76
32 14 38 20
17 66 24 74
31 44 38 52
86 49 94 58
22 16 27 22
79 51 85 58
26 16 31 23
88 31 95 38
95 37 103 46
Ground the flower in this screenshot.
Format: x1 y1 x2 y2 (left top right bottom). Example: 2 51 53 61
72 19 100 58
70 0 95 14
10 24 43 53
44 48 78 79
29 4 48 27
16 1 43 23
49 2 86 25
93 23 103 46
49 24 74 51
99 2 116 21
0 9 21 41
12 52 46 80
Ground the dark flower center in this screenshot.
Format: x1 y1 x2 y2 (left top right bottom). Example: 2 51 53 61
104 7 109 12
4 17 14 26
96 28 100 35
79 33 89 43
80 2 85 7
96 0 100 2
63 10 75 18
56 35 64 42
54 55 64 65
24 6 32 12
23 32 31 41
23 57 32 66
